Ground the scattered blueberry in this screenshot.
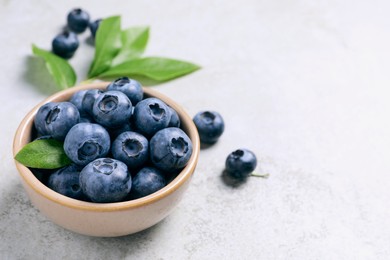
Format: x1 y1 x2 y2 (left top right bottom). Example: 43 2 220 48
112 131 149 170
47 164 85 200
64 123 110 166
193 111 224 144
92 90 132 128
133 98 170 137
67 8 90 33
52 31 79 59
225 149 257 179
34 102 80 140
150 127 193 172
107 77 144 105
89 19 102 38
130 167 166 199
79 158 132 203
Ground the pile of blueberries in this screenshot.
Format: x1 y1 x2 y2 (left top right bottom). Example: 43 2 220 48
34 77 193 203
50 7 258 182
32 6 259 202
52 8 100 59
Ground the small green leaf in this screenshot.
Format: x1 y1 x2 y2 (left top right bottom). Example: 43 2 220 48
32 44 76 89
111 26 150 66
88 16 122 78
98 57 201 82
15 139 72 169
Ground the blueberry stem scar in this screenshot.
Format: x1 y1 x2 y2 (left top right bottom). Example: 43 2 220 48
250 172 270 178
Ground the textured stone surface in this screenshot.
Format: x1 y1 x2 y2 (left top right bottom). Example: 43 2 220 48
2 0 390 259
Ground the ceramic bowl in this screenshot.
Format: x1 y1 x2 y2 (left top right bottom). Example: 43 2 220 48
13 82 200 237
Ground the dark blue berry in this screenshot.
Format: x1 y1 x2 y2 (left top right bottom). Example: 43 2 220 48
112 131 149 170
107 120 134 140
52 31 79 59
92 90 132 128
34 102 80 141
193 111 224 144
64 123 110 166
168 106 180 127
79 114 95 123
82 89 103 116
79 158 132 203
89 19 102 38
133 98 170 137
107 77 143 105
69 89 88 116
130 167 166 199
225 149 257 179
67 8 90 33
150 127 193 172
47 164 85 200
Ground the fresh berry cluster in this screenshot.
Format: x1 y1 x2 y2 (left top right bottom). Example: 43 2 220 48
51 8 101 59
34 77 193 203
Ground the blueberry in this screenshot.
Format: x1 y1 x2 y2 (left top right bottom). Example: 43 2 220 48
168 106 180 127
225 149 257 179
133 98 170 137
52 31 79 59
150 127 193 172
79 114 95 123
79 158 132 203
112 131 149 170
47 164 85 200
107 77 144 105
64 123 110 166
34 102 80 140
89 19 102 38
67 8 90 33
130 167 166 199
69 89 88 115
34 102 56 136
92 90 132 128
82 89 103 116
193 111 224 144
108 120 133 140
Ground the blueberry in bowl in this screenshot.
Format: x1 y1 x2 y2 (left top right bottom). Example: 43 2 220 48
13 81 200 237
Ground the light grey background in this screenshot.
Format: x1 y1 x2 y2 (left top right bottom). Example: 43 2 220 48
1 0 390 259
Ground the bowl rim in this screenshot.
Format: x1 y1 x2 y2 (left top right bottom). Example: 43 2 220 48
13 82 200 212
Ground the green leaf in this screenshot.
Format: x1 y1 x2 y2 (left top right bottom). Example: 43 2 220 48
98 57 201 82
111 26 150 66
32 44 76 89
88 16 122 78
15 139 72 169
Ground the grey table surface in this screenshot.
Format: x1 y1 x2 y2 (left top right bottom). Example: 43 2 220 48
1 0 390 259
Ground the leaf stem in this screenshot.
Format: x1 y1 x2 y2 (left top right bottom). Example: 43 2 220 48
250 172 270 178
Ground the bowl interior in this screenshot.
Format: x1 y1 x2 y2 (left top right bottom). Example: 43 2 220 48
13 82 200 211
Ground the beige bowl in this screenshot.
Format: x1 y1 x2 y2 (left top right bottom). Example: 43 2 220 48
13 82 200 237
